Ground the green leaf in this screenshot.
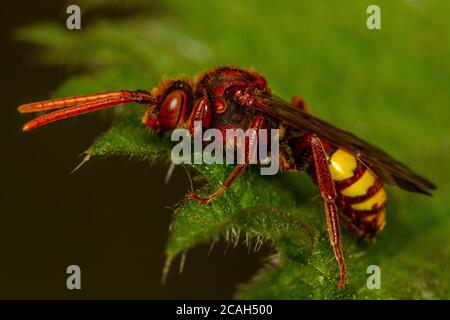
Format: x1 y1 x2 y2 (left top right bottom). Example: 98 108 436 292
17 0 450 299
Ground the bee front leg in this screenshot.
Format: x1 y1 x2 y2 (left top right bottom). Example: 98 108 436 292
185 164 247 204
307 134 347 288
185 115 266 204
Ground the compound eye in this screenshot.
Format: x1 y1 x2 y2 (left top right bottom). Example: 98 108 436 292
159 90 186 129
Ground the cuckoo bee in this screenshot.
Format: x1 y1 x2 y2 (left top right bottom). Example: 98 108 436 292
19 66 436 288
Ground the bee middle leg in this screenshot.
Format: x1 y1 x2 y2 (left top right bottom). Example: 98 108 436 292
279 149 297 171
290 96 311 113
185 115 266 204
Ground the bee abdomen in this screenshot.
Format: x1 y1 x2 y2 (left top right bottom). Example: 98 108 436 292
328 148 387 238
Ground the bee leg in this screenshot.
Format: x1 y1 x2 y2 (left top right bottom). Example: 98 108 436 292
185 164 247 204
185 115 266 204
307 134 347 288
279 150 296 171
290 96 311 113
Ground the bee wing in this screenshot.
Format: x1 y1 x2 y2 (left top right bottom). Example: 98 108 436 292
252 94 436 195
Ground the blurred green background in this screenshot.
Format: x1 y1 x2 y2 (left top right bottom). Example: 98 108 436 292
1 0 448 299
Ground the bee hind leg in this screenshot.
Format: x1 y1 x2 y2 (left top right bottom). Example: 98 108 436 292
307 134 347 288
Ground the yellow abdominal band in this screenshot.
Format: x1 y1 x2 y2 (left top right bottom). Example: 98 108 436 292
328 149 387 211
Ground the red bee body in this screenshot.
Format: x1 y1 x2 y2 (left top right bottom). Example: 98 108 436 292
19 66 435 288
